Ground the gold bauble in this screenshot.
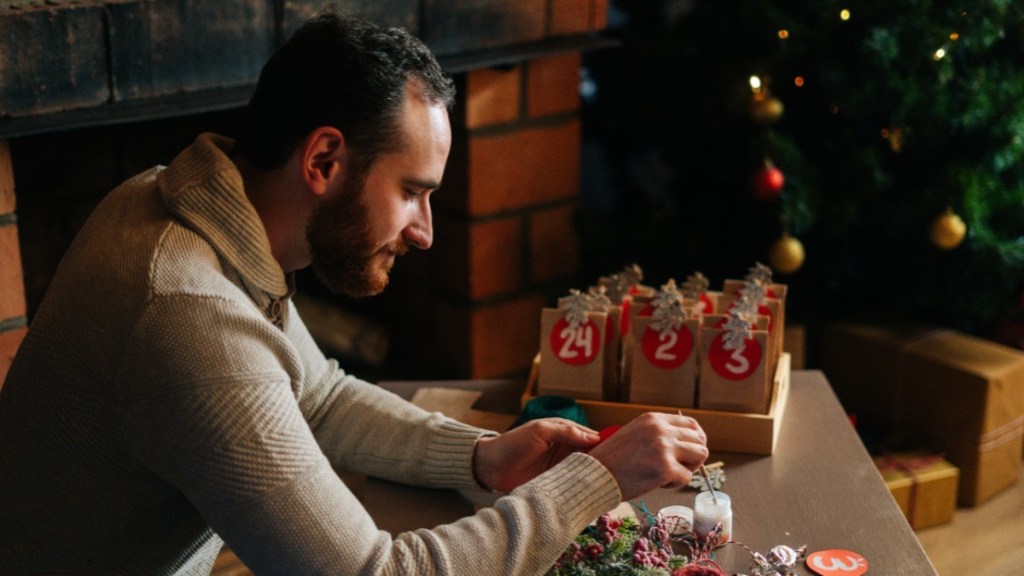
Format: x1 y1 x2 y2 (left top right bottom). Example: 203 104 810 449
929 207 967 250
769 233 805 274
750 93 784 123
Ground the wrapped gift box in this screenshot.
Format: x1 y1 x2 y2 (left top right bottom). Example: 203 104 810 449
873 451 959 530
902 333 1024 506
824 323 1024 506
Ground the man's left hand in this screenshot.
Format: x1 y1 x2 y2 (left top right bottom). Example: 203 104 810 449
472 418 600 493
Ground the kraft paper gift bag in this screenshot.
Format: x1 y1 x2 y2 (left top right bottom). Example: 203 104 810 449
538 307 608 401
698 321 772 413
628 315 701 408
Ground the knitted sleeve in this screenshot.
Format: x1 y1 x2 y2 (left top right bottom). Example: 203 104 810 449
283 299 497 490
117 293 621 575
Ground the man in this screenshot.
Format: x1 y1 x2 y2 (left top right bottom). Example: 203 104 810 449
0 10 708 575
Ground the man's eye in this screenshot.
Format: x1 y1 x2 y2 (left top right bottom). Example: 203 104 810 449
405 188 422 198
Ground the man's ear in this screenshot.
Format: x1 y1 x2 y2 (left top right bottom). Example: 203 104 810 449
301 127 346 197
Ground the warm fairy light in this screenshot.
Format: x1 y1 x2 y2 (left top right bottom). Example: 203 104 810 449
750 75 763 92
840 9 851 21
933 46 948 61
794 76 805 87
778 29 790 39
883 127 905 152
950 32 959 41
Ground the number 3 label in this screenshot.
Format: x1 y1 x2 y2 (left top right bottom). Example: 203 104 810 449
550 317 601 366
641 325 693 369
708 332 762 380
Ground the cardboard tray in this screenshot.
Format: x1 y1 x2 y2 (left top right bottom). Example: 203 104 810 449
523 352 791 455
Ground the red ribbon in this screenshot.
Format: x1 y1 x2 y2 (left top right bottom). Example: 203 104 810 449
877 451 946 524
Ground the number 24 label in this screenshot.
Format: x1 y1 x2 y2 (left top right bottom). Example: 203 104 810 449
550 317 601 366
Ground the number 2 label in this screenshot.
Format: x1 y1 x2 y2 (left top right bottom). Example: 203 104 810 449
641 325 693 369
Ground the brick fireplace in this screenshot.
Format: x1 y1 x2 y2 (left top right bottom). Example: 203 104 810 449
0 0 610 384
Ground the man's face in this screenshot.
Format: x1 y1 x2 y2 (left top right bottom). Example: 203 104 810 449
306 84 451 297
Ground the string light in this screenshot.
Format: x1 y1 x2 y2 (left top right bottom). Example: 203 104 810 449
880 127 904 152
794 76 805 87
750 75 763 93
933 46 948 61
840 9 851 21
778 29 790 40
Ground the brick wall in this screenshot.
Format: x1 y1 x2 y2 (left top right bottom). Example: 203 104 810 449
387 51 587 379
1 1 608 385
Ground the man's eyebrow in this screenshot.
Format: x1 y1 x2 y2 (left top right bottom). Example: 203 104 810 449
403 177 442 190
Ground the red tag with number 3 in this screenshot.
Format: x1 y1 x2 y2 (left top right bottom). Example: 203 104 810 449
806 550 868 576
708 332 762 380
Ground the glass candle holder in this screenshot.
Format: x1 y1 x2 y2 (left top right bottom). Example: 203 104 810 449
658 505 694 536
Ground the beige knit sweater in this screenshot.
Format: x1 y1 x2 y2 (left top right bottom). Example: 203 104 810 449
0 134 620 575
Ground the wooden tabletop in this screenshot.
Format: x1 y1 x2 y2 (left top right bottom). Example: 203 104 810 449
374 371 938 575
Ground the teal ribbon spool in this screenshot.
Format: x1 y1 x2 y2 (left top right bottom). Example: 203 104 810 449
513 395 588 428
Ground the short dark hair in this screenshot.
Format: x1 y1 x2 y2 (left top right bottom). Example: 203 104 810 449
235 9 455 170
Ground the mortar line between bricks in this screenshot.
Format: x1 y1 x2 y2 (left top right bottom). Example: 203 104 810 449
434 197 578 223
468 113 578 138
101 7 115 104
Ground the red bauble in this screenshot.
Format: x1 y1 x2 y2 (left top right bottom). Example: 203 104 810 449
752 162 784 200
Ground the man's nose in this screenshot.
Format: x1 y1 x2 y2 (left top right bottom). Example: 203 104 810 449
403 203 433 250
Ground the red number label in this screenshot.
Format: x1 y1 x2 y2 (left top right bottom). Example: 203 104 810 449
708 332 762 380
641 325 693 369
698 293 715 314
550 317 600 365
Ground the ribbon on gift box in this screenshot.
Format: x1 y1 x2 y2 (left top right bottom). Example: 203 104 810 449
975 414 1024 454
877 450 947 522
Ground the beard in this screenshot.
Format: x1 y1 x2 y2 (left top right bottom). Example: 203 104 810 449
305 172 409 298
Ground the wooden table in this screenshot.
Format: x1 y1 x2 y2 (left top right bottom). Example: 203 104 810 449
373 371 938 575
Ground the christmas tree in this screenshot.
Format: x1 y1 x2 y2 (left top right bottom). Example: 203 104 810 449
580 0 1024 339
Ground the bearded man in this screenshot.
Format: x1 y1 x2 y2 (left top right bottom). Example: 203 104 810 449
0 9 708 575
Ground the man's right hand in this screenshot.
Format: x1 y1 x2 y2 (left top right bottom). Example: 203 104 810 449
586 412 709 501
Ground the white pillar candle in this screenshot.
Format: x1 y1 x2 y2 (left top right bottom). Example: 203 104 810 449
693 491 732 542
657 505 694 535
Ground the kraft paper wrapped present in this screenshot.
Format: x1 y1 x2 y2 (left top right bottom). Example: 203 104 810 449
824 322 1024 506
902 333 1024 506
874 451 959 530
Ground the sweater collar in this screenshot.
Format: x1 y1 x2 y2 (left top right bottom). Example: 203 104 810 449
158 133 290 298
